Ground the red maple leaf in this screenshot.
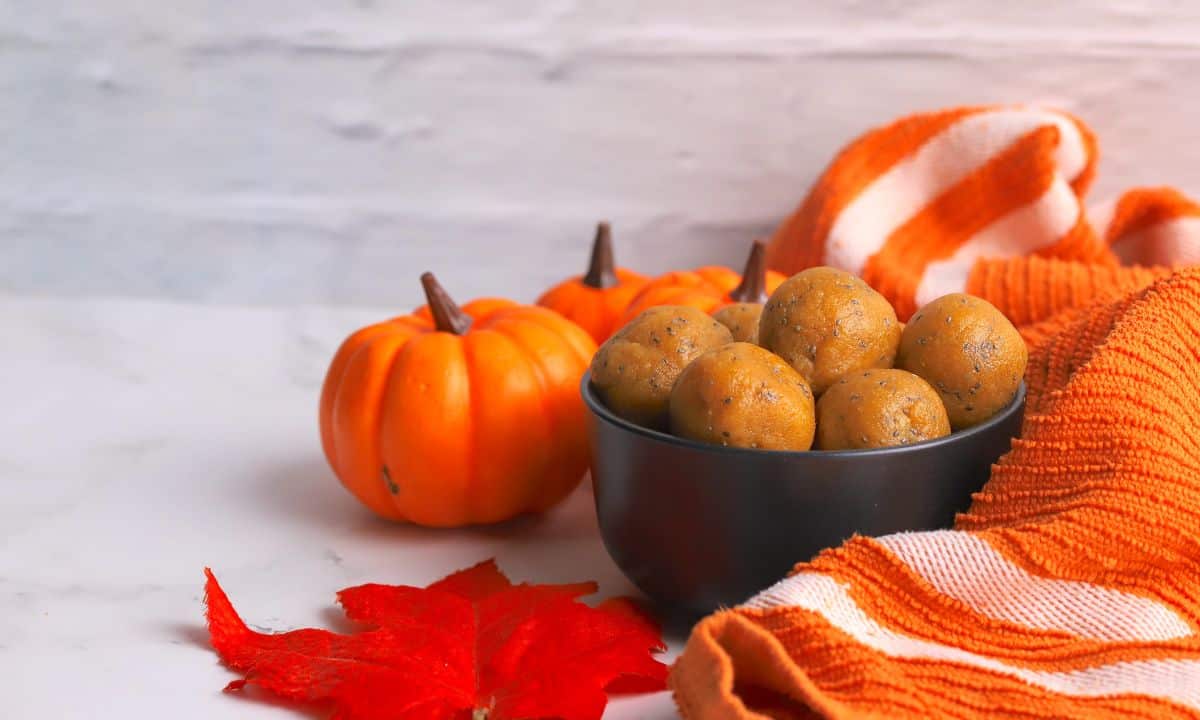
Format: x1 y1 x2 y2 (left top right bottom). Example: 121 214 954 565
204 560 667 720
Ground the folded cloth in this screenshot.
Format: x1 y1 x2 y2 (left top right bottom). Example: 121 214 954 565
764 105 1199 320
670 106 1200 718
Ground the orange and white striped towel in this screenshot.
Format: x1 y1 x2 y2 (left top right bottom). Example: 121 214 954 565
671 106 1200 718
764 105 1200 319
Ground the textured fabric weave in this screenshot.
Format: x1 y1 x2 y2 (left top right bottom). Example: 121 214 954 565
671 105 1200 719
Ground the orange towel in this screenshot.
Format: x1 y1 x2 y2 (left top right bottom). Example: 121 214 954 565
671 106 1200 718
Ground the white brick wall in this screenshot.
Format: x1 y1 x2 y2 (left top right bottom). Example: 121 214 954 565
6 1 1200 308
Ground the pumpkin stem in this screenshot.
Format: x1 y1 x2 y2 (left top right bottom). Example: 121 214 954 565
420 272 473 335
581 221 618 289
728 240 769 303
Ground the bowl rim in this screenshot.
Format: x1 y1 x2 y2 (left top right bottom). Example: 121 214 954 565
581 371 1026 459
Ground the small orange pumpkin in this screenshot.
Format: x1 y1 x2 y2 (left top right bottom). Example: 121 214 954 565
620 241 785 323
537 222 648 343
318 273 597 527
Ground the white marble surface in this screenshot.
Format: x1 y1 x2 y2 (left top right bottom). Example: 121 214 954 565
0 295 681 719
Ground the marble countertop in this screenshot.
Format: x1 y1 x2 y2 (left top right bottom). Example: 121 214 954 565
1 296 681 719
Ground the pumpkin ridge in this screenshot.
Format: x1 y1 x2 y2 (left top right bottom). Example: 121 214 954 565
567 296 604 342
461 328 552 524
664 287 719 313
695 266 740 291
491 315 568 513
461 299 520 325
467 306 512 332
518 312 594 511
622 266 744 322
335 331 413 520
372 334 426 522
639 271 699 295
320 322 395 470
382 331 473 525
539 310 598 368
453 332 481 525
390 315 432 331
462 329 498 524
481 306 596 366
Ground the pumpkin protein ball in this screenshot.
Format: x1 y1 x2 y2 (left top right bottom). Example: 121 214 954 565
897 293 1027 430
590 305 733 429
669 342 815 451
816 369 950 450
712 303 763 343
758 267 901 396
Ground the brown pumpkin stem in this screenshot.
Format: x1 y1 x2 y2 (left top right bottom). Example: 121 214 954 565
420 272 473 335
581 221 618 289
728 240 769 303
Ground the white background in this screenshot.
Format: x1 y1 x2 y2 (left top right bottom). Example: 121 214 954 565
6 1 1200 307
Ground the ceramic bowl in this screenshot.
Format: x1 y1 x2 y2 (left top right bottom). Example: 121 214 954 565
582 372 1025 618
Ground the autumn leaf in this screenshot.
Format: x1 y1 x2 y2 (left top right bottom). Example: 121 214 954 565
204 560 667 720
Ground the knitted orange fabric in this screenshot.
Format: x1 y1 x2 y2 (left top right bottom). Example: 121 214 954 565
671 106 1200 718
764 105 1197 320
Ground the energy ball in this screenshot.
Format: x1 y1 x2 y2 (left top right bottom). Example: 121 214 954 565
590 305 733 430
816 369 950 450
711 302 763 343
897 293 1027 430
669 342 815 451
758 267 901 395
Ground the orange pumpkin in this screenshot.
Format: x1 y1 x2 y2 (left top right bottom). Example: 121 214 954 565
318 273 597 527
620 241 785 323
536 222 648 343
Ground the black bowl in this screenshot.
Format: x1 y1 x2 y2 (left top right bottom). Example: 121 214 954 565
582 372 1025 618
